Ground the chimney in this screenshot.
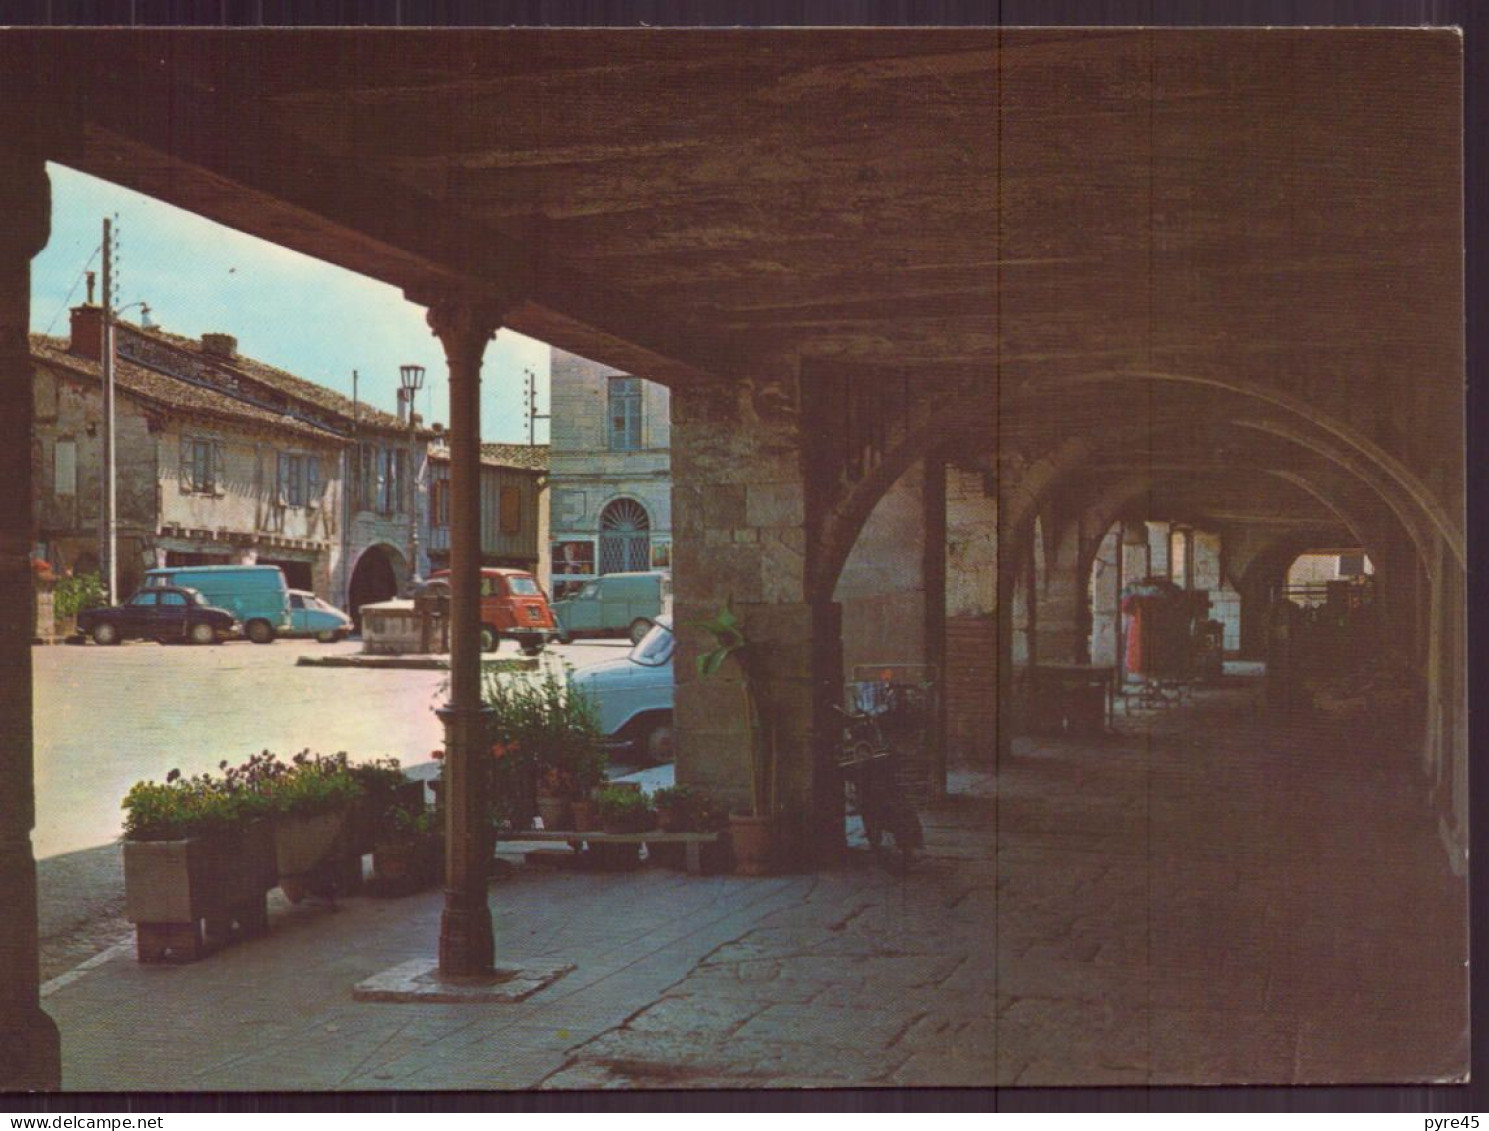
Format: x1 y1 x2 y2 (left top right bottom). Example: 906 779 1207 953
395 387 407 425
69 305 104 362
201 333 237 359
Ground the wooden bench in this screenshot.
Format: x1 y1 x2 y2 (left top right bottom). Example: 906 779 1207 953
495 830 724 874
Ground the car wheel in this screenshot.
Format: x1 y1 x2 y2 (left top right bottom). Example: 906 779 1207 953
521 642 543 657
628 618 653 645
246 619 275 645
189 622 217 646
316 630 343 644
556 629 573 645
640 719 674 764
91 622 120 646
479 626 499 653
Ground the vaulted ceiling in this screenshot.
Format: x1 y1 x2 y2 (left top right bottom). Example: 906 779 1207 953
8 27 1463 548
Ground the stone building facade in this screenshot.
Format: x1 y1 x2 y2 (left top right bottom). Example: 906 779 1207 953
32 304 430 612
427 440 548 576
547 348 671 597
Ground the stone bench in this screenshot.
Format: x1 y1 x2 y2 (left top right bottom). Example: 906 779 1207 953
496 829 724 874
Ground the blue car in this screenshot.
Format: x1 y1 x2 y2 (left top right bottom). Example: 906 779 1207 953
285 589 353 642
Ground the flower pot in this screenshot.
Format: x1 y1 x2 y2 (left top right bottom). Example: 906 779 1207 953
728 813 775 876
535 792 573 832
570 799 596 832
274 810 346 878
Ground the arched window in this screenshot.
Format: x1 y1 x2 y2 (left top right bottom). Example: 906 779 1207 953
599 498 651 573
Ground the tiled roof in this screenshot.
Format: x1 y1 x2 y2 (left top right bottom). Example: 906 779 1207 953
428 441 549 472
120 323 412 435
30 335 340 443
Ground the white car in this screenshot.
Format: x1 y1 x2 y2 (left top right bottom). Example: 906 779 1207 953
568 615 674 763
283 589 353 642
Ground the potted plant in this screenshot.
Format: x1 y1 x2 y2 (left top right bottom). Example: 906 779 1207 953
695 600 778 874
483 666 608 831
372 802 441 896
649 785 729 870
595 784 657 834
263 750 362 890
54 570 104 642
120 765 273 961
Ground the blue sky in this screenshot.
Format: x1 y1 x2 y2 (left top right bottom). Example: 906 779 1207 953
31 163 551 445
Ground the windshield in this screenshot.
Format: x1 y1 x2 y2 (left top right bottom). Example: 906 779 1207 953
629 620 674 667
508 576 541 596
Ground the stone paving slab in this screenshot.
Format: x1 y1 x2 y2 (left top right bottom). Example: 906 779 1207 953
39 681 1466 1091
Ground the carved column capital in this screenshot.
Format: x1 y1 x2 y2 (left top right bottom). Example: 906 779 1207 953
409 285 523 367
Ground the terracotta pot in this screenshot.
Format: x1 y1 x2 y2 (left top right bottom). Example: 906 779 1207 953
728 813 775 876
570 799 596 832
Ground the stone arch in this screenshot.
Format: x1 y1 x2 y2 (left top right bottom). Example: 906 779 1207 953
347 543 408 628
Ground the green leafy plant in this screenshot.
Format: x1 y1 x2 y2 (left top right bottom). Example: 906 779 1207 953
594 784 656 833
482 666 608 824
54 572 105 619
122 768 245 842
694 599 775 819
652 785 726 833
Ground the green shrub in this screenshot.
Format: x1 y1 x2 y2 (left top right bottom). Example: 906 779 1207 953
55 572 106 619
483 667 608 824
595 784 655 833
652 785 727 833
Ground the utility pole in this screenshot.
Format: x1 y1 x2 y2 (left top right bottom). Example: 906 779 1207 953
524 367 548 446
100 217 118 603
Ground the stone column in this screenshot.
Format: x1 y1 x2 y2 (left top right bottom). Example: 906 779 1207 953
671 374 843 865
423 295 501 977
0 147 61 1089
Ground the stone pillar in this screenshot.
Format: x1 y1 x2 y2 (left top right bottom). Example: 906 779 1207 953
0 146 61 1090
671 375 843 865
423 296 501 977
1033 519 1091 665
921 458 947 797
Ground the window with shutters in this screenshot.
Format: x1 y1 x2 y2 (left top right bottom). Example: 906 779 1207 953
180 436 219 495
54 438 76 496
431 474 451 528
608 377 642 451
277 452 305 507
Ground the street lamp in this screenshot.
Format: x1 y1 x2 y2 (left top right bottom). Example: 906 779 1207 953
400 364 426 589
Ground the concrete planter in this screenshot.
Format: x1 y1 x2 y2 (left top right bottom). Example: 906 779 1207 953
123 836 228 927
123 827 273 961
274 810 347 877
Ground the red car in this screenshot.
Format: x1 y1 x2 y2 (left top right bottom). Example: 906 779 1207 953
428 567 557 655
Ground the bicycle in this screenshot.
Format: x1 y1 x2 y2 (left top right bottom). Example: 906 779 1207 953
835 702 923 870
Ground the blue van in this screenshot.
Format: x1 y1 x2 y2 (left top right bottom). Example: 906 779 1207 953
143 565 292 644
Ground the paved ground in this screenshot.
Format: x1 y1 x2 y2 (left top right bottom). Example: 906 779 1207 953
36 672 1466 1091
32 636 628 859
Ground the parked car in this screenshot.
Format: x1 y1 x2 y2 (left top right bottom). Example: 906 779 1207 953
552 570 671 645
427 567 557 655
142 565 291 644
568 615 674 763
284 590 353 642
76 585 237 646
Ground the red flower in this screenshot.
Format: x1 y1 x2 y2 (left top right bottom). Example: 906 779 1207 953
490 743 514 760
431 749 444 761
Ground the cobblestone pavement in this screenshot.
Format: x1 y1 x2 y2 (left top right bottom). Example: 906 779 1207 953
41 675 1464 1091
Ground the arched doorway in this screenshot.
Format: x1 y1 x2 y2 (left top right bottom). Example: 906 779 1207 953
599 498 651 574
347 544 405 628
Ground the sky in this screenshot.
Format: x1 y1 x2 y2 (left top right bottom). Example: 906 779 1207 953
31 163 552 445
